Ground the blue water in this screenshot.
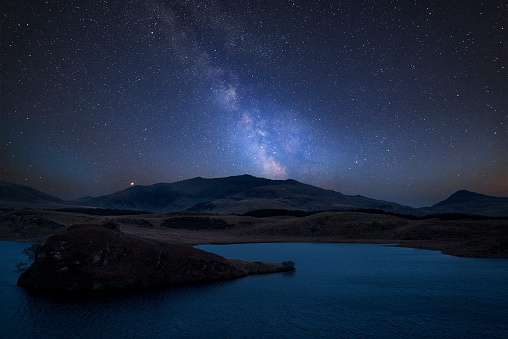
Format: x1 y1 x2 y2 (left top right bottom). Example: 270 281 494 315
1 241 507 338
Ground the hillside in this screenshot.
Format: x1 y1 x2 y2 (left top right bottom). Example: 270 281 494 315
17 224 294 291
423 190 508 217
77 175 420 215
0 181 68 210
2 209 506 258
1 176 506 217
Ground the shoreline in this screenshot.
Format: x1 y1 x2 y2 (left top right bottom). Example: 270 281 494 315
1 209 506 258
4 235 506 259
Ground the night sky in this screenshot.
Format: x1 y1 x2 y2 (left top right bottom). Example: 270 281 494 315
2 0 506 207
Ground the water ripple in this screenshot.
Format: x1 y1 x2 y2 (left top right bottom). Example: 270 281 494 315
2 242 508 338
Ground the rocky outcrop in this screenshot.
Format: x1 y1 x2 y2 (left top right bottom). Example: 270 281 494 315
17 225 294 291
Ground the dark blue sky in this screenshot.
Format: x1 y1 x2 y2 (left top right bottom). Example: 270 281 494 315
1 0 506 207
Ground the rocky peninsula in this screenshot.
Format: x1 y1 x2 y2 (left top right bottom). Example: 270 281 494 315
17 224 294 292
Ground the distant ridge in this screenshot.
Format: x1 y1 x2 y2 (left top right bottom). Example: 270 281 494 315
434 190 496 205
0 177 506 217
423 190 508 217
0 180 67 209
76 174 419 215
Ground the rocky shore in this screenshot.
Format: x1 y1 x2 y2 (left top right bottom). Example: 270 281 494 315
17 225 294 292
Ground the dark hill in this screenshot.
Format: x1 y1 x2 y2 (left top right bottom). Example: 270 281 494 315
17 225 294 291
0 181 67 209
80 174 419 215
0 181 62 203
423 190 508 217
1 177 505 217
77 175 280 211
434 190 498 205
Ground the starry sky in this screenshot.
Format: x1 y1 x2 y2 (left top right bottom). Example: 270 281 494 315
1 0 506 207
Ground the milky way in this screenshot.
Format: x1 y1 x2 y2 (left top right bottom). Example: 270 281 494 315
1 0 506 207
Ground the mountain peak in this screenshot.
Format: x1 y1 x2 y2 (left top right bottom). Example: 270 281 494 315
426 189 508 216
450 190 482 197
442 190 489 203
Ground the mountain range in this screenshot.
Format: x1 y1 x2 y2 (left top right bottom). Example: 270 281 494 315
1 175 507 217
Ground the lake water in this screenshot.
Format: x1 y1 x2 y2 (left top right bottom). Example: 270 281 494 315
1 241 507 338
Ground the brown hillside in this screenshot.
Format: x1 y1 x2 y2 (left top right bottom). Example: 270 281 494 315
17 225 294 292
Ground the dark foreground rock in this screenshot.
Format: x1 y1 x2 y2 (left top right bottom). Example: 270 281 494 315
17 225 294 291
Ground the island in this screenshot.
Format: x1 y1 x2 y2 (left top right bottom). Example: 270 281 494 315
17 224 295 292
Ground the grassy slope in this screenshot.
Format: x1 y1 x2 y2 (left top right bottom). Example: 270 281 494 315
1 210 506 257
